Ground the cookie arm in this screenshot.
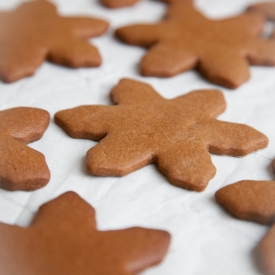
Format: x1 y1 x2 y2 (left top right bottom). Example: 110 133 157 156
101 227 170 275
0 138 50 191
64 17 109 38
156 139 216 191
48 38 103 67
116 24 161 47
0 107 50 143
165 1 203 20
31 192 97 230
141 43 198 77
86 134 154 176
15 0 57 15
198 50 250 89
204 120 268 156
172 89 226 118
220 13 265 36
111 78 162 105
0 44 47 83
55 106 115 141
215 180 275 225
246 38 275 66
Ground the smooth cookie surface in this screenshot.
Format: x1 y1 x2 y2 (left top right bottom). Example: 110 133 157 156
55 79 268 191
0 192 171 275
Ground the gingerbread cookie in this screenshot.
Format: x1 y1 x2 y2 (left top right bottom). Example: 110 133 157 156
116 0 275 88
55 79 268 191
258 225 275 275
0 1 109 83
216 180 275 225
0 107 50 191
0 191 170 275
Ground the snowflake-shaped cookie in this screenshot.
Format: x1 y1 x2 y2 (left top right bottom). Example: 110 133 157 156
55 79 268 191
116 0 275 88
0 1 109 83
0 107 50 191
0 192 170 275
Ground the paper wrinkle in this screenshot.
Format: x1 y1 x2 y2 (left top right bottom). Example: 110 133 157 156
0 0 275 274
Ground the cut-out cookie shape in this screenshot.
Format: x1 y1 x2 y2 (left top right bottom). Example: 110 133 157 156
116 0 275 89
55 79 268 191
0 191 171 275
258 225 275 275
0 107 50 191
0 1 109 83
248 2 275 38
216 180 275 225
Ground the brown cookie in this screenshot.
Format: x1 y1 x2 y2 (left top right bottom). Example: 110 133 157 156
55 78 268 192
0 107 50 191
0 191 171 275
0 1 109 83
102 0 139 8
115 0 275 89
216 180 275 225
258 225 275 275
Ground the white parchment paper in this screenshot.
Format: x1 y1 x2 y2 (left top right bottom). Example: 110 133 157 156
0 0 275 274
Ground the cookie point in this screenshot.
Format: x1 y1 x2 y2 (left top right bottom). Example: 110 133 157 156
34 164 51 191
29 0 57 12
54 110 68 125
115 26 129 42
60 191 81 200
101 20 110 31
68 54 102 68
159 229 172 244
119 78 138 85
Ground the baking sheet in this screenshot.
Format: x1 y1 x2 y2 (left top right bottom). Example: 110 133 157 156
0 0 275 274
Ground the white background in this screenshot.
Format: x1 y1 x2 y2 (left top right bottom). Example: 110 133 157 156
0 0 275 274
